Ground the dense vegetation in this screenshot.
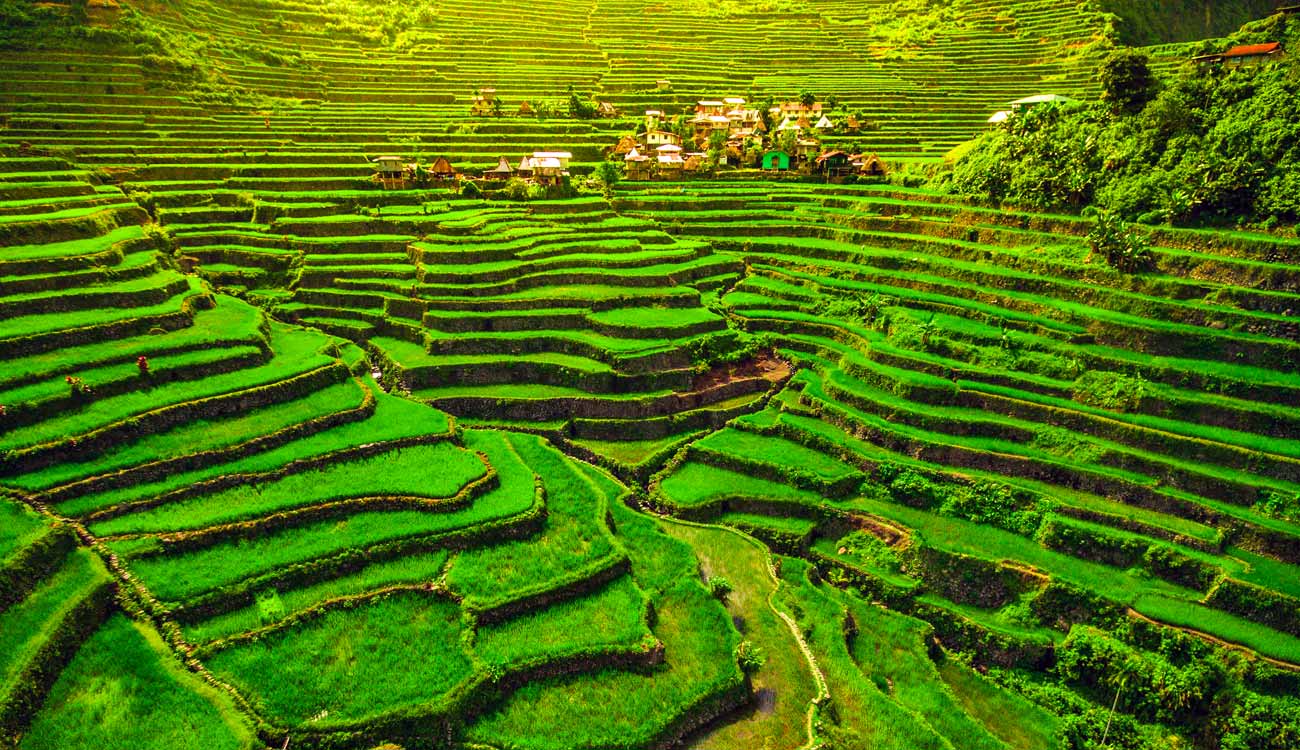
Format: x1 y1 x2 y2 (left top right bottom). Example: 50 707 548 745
2 1 1299 750
948 13 1300 230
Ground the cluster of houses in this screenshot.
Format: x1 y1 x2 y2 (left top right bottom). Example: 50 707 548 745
371 151 576 188
374 93 893 188
613 97 887 181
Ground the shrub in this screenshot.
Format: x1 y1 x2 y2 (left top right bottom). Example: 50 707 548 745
461 180 482 198
1085 210 1154 273
1072 370 1149 412
707 576 733 601
501 178 531 201
734 640 765 673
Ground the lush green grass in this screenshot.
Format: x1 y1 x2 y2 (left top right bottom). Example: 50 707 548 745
693 428 861 481
662 521 817 750
474 574 652 667
658 461 824 509
57 385 452 516
847 599 1012 750
466 493 743 749
773 556 952 750
937 658 1061 750
0 501 46 561
13 379 367 492
1132 595 1300 664
182 551 451 645
90 441 486 536
0 322 337 453
20 615 258 750
0 548 108 687
447 433 620 608
206 591 473 726
116 433 536 603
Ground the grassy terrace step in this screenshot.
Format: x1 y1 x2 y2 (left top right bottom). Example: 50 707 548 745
88 440 487 537
177 430 524 645
20 614 258 750
51 382 451 518
0 321 341 459
0 548 109 688
0 276 207 360
0 294 266 396
465 482 745 750
12 379 367 494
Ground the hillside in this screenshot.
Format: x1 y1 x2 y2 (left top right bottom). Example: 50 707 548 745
1095 0 1287 45
3 2 1300 750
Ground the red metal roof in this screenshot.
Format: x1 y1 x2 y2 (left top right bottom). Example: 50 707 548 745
1223 42 1283 58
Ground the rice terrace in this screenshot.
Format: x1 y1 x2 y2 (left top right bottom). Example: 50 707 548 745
3 0 1300 748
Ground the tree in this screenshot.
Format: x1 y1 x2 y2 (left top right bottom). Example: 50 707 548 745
706 129 727 170
567 85 596 119
799 90 816 107
1098 49 1157 115
707 576 733 600
593 161 620 192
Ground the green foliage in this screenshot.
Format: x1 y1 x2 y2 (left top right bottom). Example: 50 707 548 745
1071 370 1150 412
734 639 766 673
461 180 482 198
1085 209 1154 272
836 531 903 573
1253 490 1300 523
20 615 256 750
501 177 531 201
567 86 597 120
1098 49 1158 114
595 161 624 191
950 26 1300 226
707 575 733 600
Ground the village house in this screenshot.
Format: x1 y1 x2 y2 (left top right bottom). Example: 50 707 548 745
644 129 682 148
610 135 640 157
530 151 572 185
772 100 823 118
795 138 821 162
483 156 514 181
775 115 804 134
815 150 853 178
516 155 535 179
1008 94 1072 113
431 156 456 179
470 87 499 116
656 144 684 179
1194 42 1286 68
623 148 652 181
372 156 409 187
813 114 834 132
596 101 620 118
695 100 726 116
762 150 791 171
644 109 664 131
692 113 732 140
854 153 887 178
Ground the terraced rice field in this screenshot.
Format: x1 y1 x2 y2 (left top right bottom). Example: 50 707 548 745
3 1 1300 749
